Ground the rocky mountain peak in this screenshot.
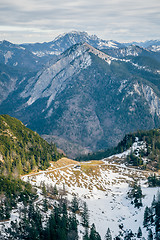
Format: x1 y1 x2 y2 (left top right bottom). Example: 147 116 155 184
53 31 93 42
21 42 92 107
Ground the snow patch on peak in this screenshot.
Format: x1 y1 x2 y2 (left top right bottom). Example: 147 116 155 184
125 45 142 56
98 40 119 49
33 51 58 57
149 45 160 52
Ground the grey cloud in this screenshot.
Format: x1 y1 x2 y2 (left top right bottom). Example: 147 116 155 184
0 0 160 43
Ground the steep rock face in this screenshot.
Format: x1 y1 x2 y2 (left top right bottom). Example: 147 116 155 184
142 84 160 117
0 62 26 104
21 43 92 107
0 40 52 104
0 67 16 103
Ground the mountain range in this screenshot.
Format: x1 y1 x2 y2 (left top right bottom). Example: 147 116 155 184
0 31 160 157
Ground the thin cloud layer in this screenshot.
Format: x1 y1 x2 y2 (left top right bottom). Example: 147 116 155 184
0 0 160 43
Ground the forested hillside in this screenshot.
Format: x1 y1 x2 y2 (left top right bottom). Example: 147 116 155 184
78 128 160 170
0 114 62 176
0 114 63 225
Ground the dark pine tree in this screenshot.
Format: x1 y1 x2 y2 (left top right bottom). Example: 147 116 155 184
148 229 153 240
143 207 150 227
89 223 101 240
105 228 112 240
81 202 89 228
71 195 79 213
42 197 48 212
137 227 142 238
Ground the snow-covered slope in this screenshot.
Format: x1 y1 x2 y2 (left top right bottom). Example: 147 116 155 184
22 158 158 239
108 137 147 159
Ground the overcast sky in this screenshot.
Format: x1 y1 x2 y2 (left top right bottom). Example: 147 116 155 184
0 0 160 43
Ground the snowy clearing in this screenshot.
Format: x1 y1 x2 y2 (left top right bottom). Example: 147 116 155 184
20 157 159 239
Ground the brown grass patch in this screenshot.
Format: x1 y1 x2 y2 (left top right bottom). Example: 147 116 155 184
50 157 78 169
